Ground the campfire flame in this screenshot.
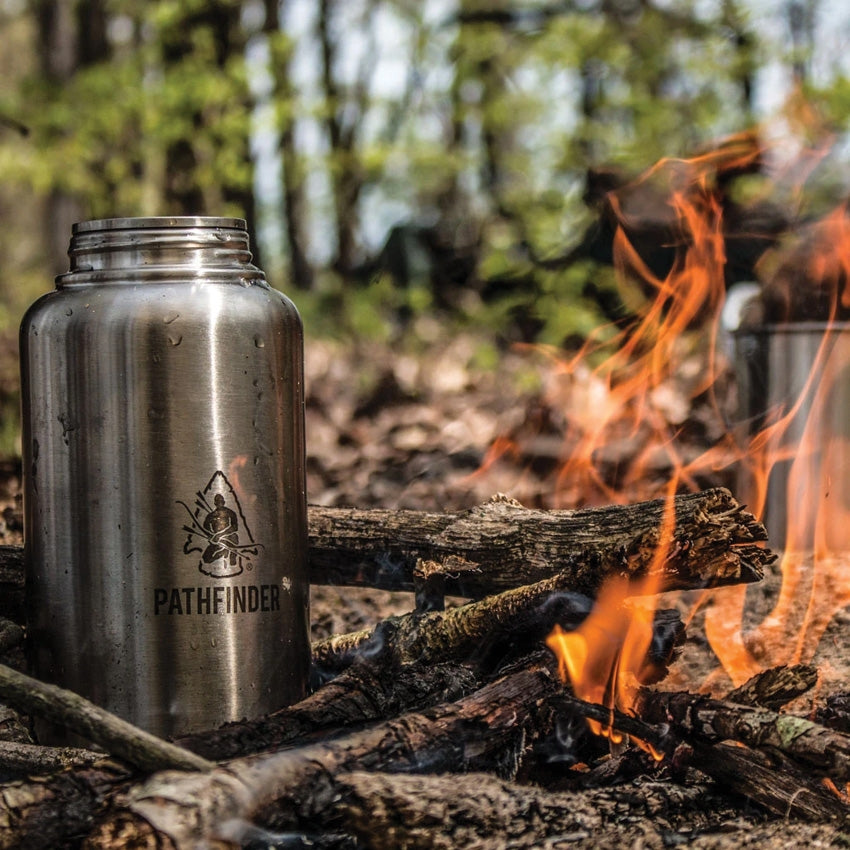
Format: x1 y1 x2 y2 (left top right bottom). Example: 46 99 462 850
546 482 676 742
501 123 850 713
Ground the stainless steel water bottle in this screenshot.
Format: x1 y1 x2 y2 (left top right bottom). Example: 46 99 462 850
20 216 309 739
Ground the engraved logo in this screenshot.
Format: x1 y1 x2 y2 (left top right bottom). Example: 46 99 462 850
177 471 263 578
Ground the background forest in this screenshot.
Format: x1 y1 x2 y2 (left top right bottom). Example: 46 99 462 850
0 0 848 463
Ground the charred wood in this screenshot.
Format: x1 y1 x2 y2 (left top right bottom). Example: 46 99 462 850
724 664 819 711
311 575 685 678
84 665 562 849
545 690 850 821
0 759 132 850
176 661 478 762
637 688 850 783
0 660 477 849
307 489 772 598
688 740 849 821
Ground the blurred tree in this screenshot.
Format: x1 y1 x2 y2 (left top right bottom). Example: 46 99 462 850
264 0 313 289
0 0 845 349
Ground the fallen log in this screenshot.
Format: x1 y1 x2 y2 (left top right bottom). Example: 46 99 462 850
307 488 772 597
0 489 772 626
83 665 562 849
324 770 726 850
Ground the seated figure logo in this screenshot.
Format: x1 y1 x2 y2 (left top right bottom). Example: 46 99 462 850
177 471 262 578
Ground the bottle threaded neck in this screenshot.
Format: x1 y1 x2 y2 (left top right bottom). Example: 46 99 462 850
61 217 259 284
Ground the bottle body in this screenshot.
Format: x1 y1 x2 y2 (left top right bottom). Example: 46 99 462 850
20 217 309 739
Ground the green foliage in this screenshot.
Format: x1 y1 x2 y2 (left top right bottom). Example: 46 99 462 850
0 0 846 352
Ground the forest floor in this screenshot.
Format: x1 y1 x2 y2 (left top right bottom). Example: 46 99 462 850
2 330 850 847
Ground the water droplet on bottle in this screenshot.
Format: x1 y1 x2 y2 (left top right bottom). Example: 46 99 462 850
189 640 199 651
167 334 183 347
254 335 265 348
163 312 180 324
210 637 217 648
65 308 73 317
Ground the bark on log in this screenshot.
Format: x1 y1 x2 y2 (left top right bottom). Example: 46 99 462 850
637 689 850 782
724 664 819 711
326 770 726 850
307 489 772 597
0 489 772 626
311 572 685 677
177 661 478 761
84 666 562 849
0 759 132 850
0 741 101 777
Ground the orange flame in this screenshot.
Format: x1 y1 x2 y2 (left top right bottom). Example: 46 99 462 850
501 113 850 703
546 482 677 740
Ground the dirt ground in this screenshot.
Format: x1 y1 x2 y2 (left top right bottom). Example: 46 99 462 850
5 332 850 847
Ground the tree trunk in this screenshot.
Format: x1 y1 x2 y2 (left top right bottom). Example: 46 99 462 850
266 0 313 290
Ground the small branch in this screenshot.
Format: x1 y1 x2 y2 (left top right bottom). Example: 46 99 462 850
0 740 101 776
0 664 213 774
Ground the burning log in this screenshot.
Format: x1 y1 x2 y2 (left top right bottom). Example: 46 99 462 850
312 570 686 677
549 679 850 821
636 688 850 783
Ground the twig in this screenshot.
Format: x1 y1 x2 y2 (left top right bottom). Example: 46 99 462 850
0 740 102 776
0 663 213 773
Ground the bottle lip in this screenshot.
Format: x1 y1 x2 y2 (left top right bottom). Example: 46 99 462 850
72 216 247 234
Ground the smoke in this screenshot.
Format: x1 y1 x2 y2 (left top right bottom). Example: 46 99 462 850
213 819 326 849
